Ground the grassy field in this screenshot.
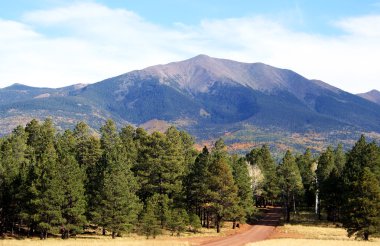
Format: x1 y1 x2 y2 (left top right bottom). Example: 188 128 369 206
247 239 380 246
0 238 189 246
0 221 244 246
247 210 380 246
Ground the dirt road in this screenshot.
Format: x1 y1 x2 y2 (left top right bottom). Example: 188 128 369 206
200 207 282 246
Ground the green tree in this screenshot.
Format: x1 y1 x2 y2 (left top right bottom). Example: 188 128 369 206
207 139 239 233
95 120 141 238
185 146 210 225
277 150 303 222
231 155 254 225
189 213 201 233
342 136 380 240
167 208 189 236
25 119 64 239
296 148 316 207
246 145 279 206
73 122 102 220
56 131 87 239
141 199 161 238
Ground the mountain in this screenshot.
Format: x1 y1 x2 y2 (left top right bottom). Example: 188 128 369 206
1 55 380 153
357 90 380 105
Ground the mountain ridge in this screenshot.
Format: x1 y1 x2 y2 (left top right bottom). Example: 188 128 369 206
357 89 380 105
1 55 380 152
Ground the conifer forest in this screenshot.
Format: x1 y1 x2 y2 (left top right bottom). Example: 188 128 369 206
0 119 379 240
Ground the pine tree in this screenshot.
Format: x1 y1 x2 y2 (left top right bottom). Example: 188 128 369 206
73 122 102 220
0 126 29 234
277 150 303 222
341 136 380 240
95 120 141 238
207 139 239 233
246 145 279 206
185 146 210 222
167 208 189 236
231 155 254 225
56 131 87 239
25 119 64 239
141 199 161 238
296 148 316 207
189 213 201 233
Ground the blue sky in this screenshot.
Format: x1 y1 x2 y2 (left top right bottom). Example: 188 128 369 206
1 0 380 92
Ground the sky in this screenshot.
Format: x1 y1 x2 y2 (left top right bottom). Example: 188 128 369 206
1 0 380 93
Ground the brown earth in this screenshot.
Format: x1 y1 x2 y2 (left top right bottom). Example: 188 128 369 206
185 207 282 246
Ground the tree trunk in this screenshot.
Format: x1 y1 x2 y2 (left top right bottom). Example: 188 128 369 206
112 231 116 239
364 231 369 241
286 199 290 222
232 220 236 229
102 227 106 236
216 218 220 233
206 212 210 229
202 208 206 227
293 193 296 214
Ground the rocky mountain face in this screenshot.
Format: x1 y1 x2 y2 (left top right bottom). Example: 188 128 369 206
357 90 380 105
1 55 380 152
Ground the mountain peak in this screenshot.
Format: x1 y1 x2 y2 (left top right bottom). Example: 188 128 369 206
357 89 380 105
140 54 333 97
3 83 33 90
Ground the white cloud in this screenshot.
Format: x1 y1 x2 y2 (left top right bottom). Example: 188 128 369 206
0 2 379 93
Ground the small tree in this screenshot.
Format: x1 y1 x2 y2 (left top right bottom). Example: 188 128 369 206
277 150 303 222
167 208 189 236
141 200 161 238
189 213 201 233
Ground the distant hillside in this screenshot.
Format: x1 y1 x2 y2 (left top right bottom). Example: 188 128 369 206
357 89 380 105
1 55 380 153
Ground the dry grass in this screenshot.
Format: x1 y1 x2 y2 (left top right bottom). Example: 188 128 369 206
0 222 239 246
277 224 349 240
247 239 380 246
0 238 189 246
255 219 380 246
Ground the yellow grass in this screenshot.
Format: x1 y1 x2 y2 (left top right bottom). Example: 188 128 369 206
247 239 380 246
246 223 380 246
0 222 238 246
279 224 351 240
0 238 189 246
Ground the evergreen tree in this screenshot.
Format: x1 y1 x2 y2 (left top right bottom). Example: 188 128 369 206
95 120 141 238
246 145 279 206
277 150 303 222
189 213 201 233
141 199 161 238
341 136 380 240
296 148 316 207
167 208 189 236
24 119 64 239
185 146 210 222
231 156 254 225
56 131 87 239
73 122 102 220
0 126 29 234
207 139 239 233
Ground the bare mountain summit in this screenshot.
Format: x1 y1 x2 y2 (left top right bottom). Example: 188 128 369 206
1 55 380 152
357 89 380 105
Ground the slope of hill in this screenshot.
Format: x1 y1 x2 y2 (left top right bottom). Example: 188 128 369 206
1 55 380 153
357 89 380 105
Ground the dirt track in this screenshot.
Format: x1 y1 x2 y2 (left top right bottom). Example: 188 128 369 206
200 207 282 246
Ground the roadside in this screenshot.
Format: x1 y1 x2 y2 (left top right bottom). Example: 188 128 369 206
182 207 282 246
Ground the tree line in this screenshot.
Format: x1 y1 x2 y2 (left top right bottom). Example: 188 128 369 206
246 138 380 240
0 119 379 240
